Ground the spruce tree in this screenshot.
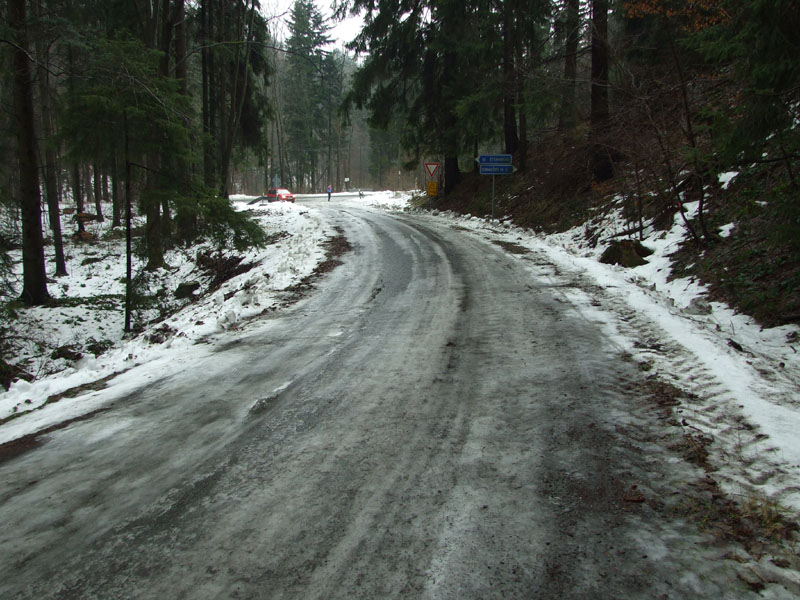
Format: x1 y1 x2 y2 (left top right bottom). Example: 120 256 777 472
8 0 50 305
283 0 331 191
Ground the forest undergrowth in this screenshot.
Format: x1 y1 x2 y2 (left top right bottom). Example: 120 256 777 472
438 122 799 331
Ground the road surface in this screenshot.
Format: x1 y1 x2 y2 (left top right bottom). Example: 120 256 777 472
0 201 765 598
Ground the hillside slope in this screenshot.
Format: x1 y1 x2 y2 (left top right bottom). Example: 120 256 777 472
436 136 800 330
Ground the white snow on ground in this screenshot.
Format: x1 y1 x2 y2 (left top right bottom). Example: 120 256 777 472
719 171 739 190
1 198 332 441
2 190 800 516
419 199 800 514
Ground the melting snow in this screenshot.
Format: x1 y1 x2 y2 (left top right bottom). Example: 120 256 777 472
2 191 799 515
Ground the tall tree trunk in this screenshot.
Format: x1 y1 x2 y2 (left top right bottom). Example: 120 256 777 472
215 0 227 194
93 163 104 221
84 165 94 208
208 0 219 189
71 163 85 233
174 0 187 94
111 150 122 227
158 0 173 78
590 0 609 129
34 2 67 276
220 0 257 198
66 48 85 234
102 173 110 205
141 0 168 269
124 111 133 333
200 0 215 187
268 78 287 187
273 83 286 187
502 1 519 156
590 0 612 181
171 0 193 239
9 0 50 305
558 0 580 132
327 72 333 190
517 85 528 171
514 1 528 171
160 0 174 240
142 153 165 271
441 10 460 195
144 194 165 270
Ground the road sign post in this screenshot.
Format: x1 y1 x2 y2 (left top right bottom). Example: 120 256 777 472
425 162 440 178
478 164 515 175
425 162 440 201
478 154 512 166
477 155 516 219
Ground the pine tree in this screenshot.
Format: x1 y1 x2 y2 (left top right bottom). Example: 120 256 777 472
695 0 799 179
590 0 612 181
8 0 50 305
341 0 553 191
345 0 473 193
283 0 331 191
61 36 192 266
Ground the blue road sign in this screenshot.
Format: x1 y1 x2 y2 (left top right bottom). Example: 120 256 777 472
477 156 515 218
478 154 513 165
479 164 515 175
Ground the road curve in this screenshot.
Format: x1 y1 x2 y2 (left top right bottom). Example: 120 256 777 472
0 202 757 599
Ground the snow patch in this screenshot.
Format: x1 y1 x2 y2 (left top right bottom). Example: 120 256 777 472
416 197 800 512
718 171 738 189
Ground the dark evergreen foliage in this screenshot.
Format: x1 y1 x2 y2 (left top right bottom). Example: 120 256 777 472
2 0 798 323
0 0 277 321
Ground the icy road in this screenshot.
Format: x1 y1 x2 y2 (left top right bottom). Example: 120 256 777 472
0 202 777 598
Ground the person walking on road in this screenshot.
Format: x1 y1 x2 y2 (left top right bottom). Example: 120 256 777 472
327 185 332 202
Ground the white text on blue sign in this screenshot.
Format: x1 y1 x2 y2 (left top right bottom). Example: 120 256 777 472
478 154 513 165
480 164 515 175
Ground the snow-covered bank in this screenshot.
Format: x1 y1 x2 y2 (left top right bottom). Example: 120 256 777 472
2 189 799 515
418 201 800 513
1 198 333 442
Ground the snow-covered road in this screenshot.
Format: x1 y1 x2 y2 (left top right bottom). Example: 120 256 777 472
0 201 796 598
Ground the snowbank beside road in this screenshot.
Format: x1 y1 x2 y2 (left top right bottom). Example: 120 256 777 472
3 190 799 514
1 199 332 442
420 202 800 512
365 190 415 210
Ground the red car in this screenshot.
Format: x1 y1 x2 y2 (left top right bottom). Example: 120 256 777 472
265 188 295 202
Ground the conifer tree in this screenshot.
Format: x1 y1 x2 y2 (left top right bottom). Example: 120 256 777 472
283 0 331 191
695 0 799 180
8 0 50 305
590 0 612 181
344 0 473 193
339 0 552 191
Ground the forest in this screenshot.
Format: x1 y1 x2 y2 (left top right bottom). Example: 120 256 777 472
338 0 799 325
0 0 406 310
1 0 799 323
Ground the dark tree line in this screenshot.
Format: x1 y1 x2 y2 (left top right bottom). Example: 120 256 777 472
336 0 799 224
1 0 275 309
265 1 385 195
338 0 603 194
2 0 798 311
